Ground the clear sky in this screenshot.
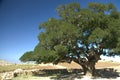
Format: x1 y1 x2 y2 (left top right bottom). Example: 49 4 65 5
0 0 120 63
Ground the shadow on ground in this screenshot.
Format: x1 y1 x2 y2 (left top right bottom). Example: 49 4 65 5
33 68 120 80
96 68 120 78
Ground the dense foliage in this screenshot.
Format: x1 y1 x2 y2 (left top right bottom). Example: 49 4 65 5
20 51 34 62
20 2 120 75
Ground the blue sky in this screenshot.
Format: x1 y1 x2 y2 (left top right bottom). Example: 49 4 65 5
0 0 120 63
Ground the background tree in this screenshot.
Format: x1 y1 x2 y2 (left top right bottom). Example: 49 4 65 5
20 3 120 76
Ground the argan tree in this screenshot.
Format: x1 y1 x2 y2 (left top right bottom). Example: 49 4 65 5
20 3 120 76
20 51 34 62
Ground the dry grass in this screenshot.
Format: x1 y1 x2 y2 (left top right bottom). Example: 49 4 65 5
0 61 120 80
0 64 38 73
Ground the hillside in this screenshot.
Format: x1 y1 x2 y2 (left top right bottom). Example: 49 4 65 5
0 59 12 66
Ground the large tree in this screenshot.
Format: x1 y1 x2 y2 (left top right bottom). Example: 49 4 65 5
20 51 34 62
20 3 120 76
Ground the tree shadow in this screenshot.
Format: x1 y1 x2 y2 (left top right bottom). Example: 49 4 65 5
94 68 120 79
50 69 84 80
32 68 120 80
33 69 84 80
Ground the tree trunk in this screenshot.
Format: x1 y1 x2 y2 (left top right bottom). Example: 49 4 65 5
80 61 96 76
80 48 101 76
73 53 100 76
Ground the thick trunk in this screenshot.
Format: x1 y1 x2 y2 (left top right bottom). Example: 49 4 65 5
72 49 100 76
81 48 101 76
73 58 96 76
80 61 96 76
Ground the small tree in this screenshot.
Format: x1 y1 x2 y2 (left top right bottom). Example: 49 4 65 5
20 3 120 76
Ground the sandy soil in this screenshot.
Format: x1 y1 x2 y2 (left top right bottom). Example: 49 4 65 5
13 60 120 80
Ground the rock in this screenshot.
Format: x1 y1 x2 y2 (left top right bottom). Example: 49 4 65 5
67 68 73 73
14 68 23 73
0 72 7 80
13 68 24 77
27 69 40 75
5 72 14 80
0 72 14 80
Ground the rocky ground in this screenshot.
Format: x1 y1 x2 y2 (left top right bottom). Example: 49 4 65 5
0 60 120 80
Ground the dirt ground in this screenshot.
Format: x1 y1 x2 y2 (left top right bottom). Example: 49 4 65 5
13 60 120 80
32 60 120 70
